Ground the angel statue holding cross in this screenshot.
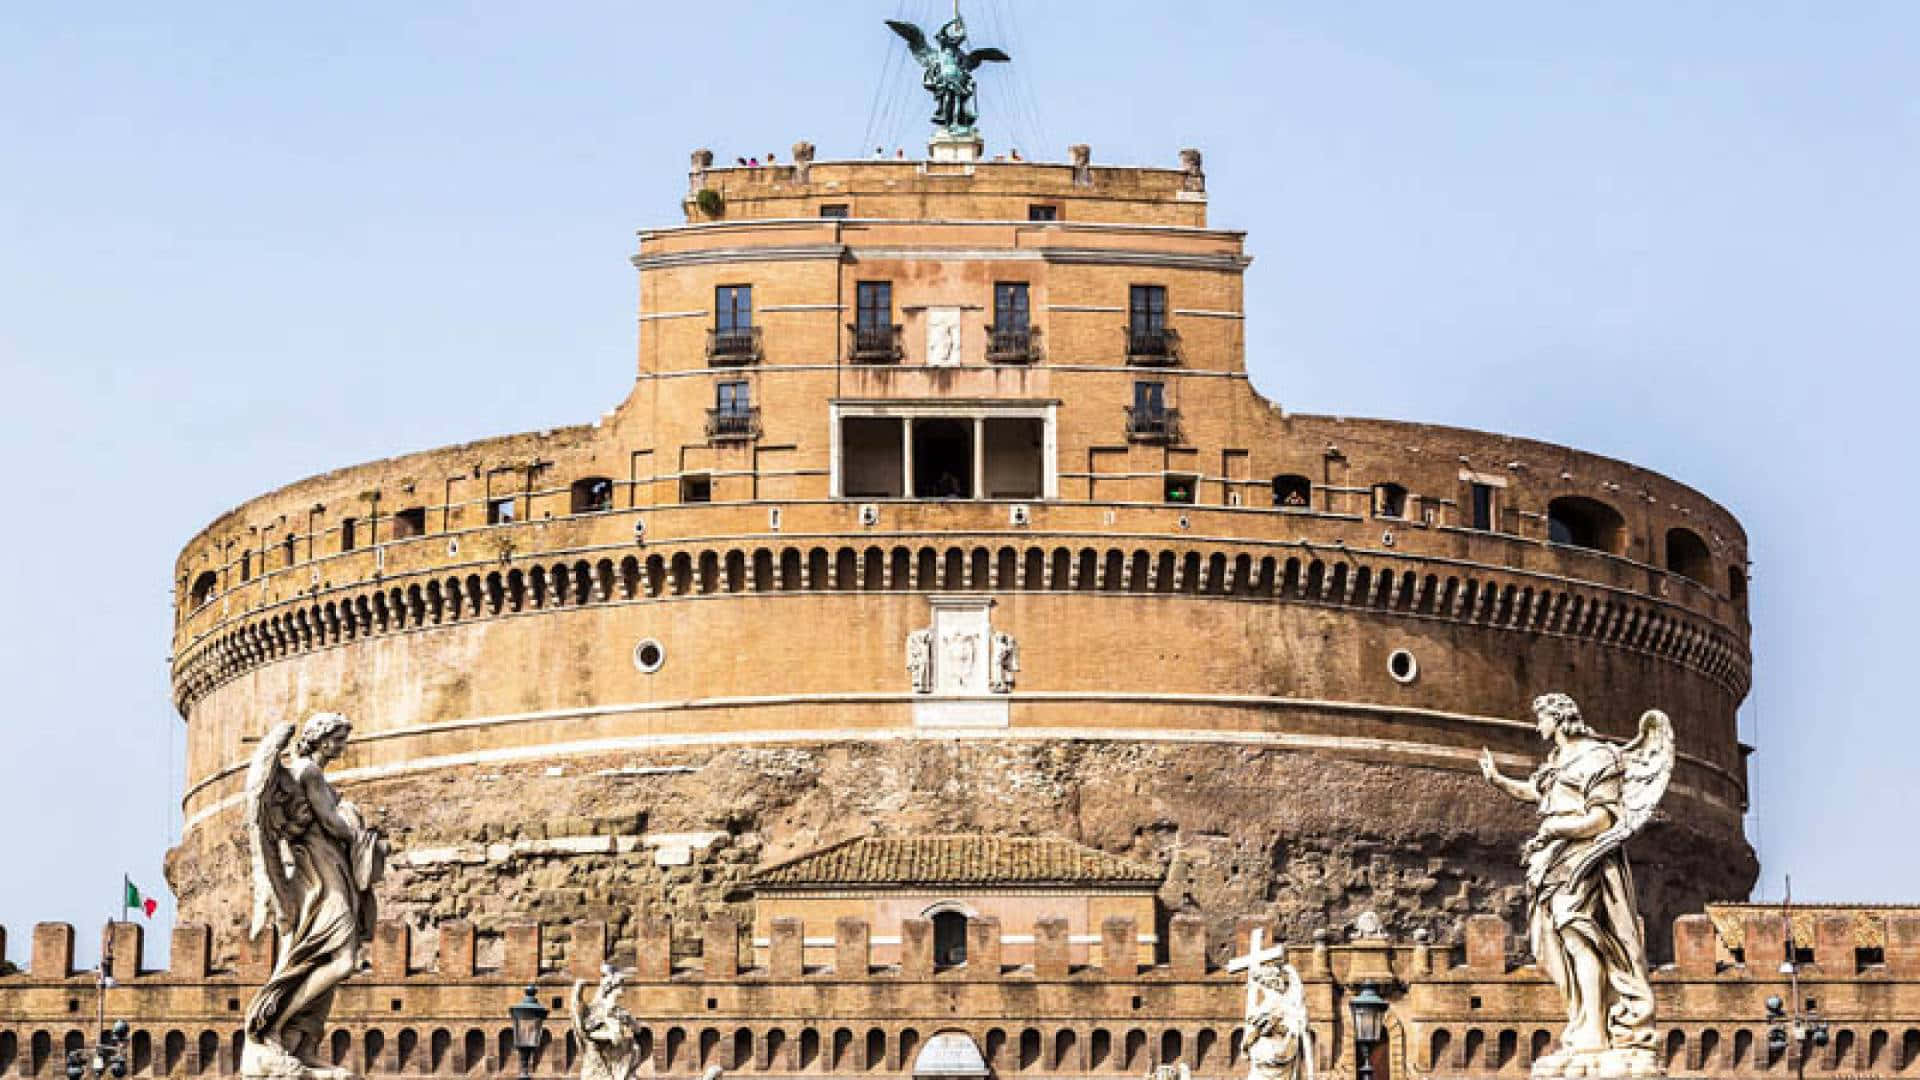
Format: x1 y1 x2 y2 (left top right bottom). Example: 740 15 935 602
1481 694 1674 1079
1227 930 1314 1080
886 5 1010 134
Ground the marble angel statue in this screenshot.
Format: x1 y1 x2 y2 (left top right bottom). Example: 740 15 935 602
1480 694 1673 1079
1233 931 1313 1080
241 713 387 1080
570 968 638 1080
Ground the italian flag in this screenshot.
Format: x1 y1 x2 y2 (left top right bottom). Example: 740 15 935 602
124 876 157 919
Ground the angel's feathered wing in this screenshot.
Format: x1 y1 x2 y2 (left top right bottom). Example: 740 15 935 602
569 980 589 1050
965 47 1011 70
246 722 298 940
885 20 934 66
1278 963 1315 1080
1567 709 1675 880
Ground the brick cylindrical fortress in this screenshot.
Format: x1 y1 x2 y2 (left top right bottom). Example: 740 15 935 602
165 149 1755 963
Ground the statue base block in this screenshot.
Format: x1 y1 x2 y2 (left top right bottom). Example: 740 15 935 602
1531 1047 1661 1079
928 131 984 162
240 1040 356 1080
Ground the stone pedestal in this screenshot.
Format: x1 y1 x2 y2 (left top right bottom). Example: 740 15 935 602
929 131 984 162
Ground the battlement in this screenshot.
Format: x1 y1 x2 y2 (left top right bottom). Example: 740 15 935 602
2 911 1917 1078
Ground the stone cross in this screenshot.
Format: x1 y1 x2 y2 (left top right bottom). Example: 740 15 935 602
1227 927 1287 974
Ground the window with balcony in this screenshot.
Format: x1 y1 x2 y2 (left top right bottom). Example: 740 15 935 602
1127 285 1176 363
570 478 614 514
850 281 900 362
709 285 759 364
708 381 758 440
1127 380 1178 442
989 282 1037 363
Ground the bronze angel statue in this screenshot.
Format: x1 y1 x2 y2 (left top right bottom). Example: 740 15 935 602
885 12 1010 132
241 713 387 1080
1480 694 1674 1079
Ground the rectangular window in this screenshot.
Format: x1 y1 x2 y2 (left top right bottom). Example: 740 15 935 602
1027 204 1058 222
1129 285 1167 334
1164 474 1197 504
283 536 297 567
240 552 252 582
717 380 750 414
392 507 427 539
1134 380 1165 415
487 497 516 525
340 518 358 552
819 203 849 218
714 285 752 331
856 281 892 331
1471 482 1496 531
994 282 1030 332
680 474 712 503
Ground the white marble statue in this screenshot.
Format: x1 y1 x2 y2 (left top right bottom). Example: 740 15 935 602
942 630 978 690
569 968 638 1080
1480 694 1674 1079
907 629 933 694
988 631 1019 693
242 713 388 1080
1228 930 1313 1080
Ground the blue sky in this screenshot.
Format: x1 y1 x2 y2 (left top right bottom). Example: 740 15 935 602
2 2 1915 964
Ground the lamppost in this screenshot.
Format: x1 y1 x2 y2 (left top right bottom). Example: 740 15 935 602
508 984 549 1080
64 1021 128 1079
1765 878 1830 1076
1347 983 1388 1080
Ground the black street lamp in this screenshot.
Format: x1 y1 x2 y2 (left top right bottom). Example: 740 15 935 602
508 984 549 1080
65 1020 128 1080
1347 983 1389 1080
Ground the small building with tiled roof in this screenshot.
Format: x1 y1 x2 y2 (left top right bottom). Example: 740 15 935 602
748 834 1164 970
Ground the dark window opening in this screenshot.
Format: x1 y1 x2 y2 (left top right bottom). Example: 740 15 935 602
1127 285 1173 359
392 507 426 538
1470 482 1496 531
1027 204 1058 222
239 552 252 582
819 204 849 218
189 571 218 608
487 497 516 525
912 418 974 499
1128 380 1177 440
1729 565 1748 608
1372 483 1408 519
1547 496 1625 553
1272 474 1311 508
989 282 1035 362
1666 527 1713 586
856 281 892 331
571 478 614 515
842 417 904 498
680 474 712 504
983 417 1044 498
994 282 1030 331
1164 474 1197 505
709 381 757 439
340 518 358 552
715 285 752 331
283 535 297 567
932 911 968 967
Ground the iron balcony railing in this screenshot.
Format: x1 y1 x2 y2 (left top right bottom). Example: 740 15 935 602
706 326 762 366
1125 325 1180 365
706 407 761 441
847 323 904 364
1125 406 1182 442
986 324 1041 364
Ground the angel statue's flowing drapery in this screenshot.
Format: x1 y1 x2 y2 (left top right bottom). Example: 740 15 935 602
885 14 1010 133
1481 694 1673 1080
1232 931 1313 1080
570 969 639 1080
241 714 387 1080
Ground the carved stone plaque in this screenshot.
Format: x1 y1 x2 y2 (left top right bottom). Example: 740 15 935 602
926 306 962 367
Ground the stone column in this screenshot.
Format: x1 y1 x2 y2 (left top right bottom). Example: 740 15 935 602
902 419 915 498
972 417 986 499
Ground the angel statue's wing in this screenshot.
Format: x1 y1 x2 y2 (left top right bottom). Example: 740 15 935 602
245 722 299 940
885 20 934 66
1566 709 1675 881
569 979 589 1049
1278 963 1315 1080
965 47 1012 70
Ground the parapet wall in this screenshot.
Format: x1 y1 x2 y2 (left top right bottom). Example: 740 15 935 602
2 910 1917 1078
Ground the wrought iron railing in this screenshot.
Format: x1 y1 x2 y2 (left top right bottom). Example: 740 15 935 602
1125 406 1181 442
986 325 1041 364
1125 325 1180 365
706 326 762 366
706 407 761 441
847 323 903 363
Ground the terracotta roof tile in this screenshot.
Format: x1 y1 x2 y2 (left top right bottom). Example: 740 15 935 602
750 834 1163 889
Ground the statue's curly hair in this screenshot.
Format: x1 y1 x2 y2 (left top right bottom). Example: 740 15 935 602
1531 692 1591 737
294 712 352 757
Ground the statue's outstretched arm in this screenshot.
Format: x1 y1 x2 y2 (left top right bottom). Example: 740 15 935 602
1478 748 1539 803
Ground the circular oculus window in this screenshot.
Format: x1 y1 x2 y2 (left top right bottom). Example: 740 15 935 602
1387 648 1419 684
632 638 666 673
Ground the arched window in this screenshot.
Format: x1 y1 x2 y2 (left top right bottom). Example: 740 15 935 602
190 571 218 609
1665 527 1713 586
571 477 614 514
931 910 968 967
1371 483 1408 519
1271 474 1311 509
1547 496 1626 553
